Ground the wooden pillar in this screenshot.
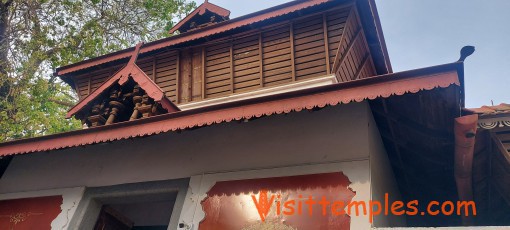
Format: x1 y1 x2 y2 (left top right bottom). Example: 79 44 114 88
175 51 180 104
87 78 91 95
323 13 331 75
229 42 234 93
290 22 296 81
152 56 157 82
202 47 206 99
188 49 193 102
258 32 264 87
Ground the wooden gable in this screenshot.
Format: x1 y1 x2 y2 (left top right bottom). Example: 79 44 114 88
69 43 179 127
169 0 230 34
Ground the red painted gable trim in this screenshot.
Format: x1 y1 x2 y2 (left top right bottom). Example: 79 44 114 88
0 64 462 156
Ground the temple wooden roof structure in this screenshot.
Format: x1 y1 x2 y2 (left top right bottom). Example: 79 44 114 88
0 0 499 227
460 104 510 224
0 63 462 156
51 0 395 130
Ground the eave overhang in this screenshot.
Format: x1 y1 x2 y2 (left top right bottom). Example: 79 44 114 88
0 62 462 156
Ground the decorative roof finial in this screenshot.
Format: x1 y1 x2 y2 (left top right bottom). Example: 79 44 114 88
169 0 230 34
128 42 144 65
458 46 475 62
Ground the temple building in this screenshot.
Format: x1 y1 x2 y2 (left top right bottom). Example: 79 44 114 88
0 0 508 229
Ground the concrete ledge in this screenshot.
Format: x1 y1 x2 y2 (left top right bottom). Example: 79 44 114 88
178 75 338 111
375 227 509 229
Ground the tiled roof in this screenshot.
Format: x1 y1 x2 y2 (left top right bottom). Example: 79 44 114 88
468 103 510 116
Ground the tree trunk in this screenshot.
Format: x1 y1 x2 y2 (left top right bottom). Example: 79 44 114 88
0 2 9 74
0 1 10 103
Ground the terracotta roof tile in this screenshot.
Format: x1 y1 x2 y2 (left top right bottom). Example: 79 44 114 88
468 103 510 115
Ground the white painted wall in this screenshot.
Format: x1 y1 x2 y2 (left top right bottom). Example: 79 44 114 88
0 101 401 229
179 161 371 230
0 102 370 193
368 107 406 227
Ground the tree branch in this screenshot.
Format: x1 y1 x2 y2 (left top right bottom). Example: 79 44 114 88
48 98 75 107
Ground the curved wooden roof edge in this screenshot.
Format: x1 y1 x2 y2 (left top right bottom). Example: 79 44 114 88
169 1 231 34
66 42 179 119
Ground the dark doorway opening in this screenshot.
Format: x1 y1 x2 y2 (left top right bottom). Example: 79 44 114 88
93 192 177 230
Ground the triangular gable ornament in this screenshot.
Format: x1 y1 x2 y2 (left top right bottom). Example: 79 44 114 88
169 0 230 34
67 43 179 127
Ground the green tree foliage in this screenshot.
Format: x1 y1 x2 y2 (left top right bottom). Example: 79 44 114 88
0 0 196 141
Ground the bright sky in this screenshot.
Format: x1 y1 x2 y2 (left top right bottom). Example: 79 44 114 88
200 0 510 108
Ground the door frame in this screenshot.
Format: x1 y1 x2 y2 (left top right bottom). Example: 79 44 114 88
69 178 189 230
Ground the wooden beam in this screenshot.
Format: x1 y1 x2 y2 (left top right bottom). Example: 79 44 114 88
491 132 510 165
230 42 234 93
73 80 82 99
290 22 296 81
352 53 369 80
201 47 206 99
333 27 362 75
331 7 354 74
87 77 91 96
492 179 510 209
259 32 264 87
381 98 412 194
488 135 494 220
152 56 157 82
323 13 331 75
379 132 448 168
372 108 451 139
176 51 180 104
352 7 376 78
188 49 193 102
